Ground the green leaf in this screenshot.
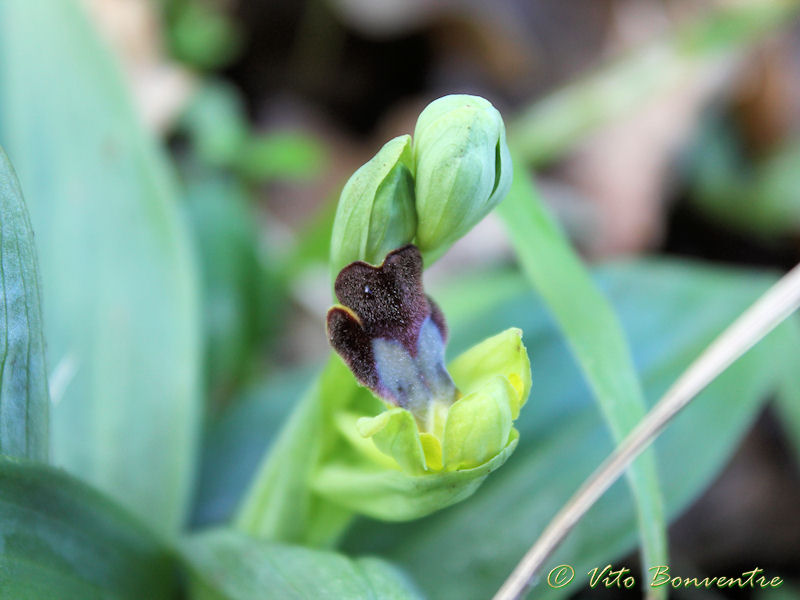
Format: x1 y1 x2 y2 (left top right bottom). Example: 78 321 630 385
0 148 49 461
342 259 782 599
0 455 173 599
180 528 422 600
0 0 201 535
496 165 667 587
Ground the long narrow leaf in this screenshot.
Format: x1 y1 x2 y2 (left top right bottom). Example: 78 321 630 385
0 147 48 461
0 0 201 535
496 167 667 590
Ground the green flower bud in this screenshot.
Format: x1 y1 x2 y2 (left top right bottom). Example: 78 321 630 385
330 135 417 278
413 94 512 261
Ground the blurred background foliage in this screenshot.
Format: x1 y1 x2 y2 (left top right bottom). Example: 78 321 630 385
2 0 800 598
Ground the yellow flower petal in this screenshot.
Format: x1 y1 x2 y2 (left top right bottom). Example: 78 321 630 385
442 376 515 471
419 432 443 471
357 408 427 475
448 327 531 418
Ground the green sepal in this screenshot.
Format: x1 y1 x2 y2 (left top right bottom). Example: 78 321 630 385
312 433 518 521
357 408 427 476
330 135 417 277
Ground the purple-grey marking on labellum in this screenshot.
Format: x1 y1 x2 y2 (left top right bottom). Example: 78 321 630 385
327 245 458 418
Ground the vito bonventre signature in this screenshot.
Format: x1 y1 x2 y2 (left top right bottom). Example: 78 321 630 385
546 564 783 591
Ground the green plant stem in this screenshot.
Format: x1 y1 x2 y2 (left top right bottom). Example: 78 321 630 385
493 261 800 600
235 355 356 547
509 0 800 167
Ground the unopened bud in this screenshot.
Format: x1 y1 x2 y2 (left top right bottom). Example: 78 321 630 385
413 95 512 260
